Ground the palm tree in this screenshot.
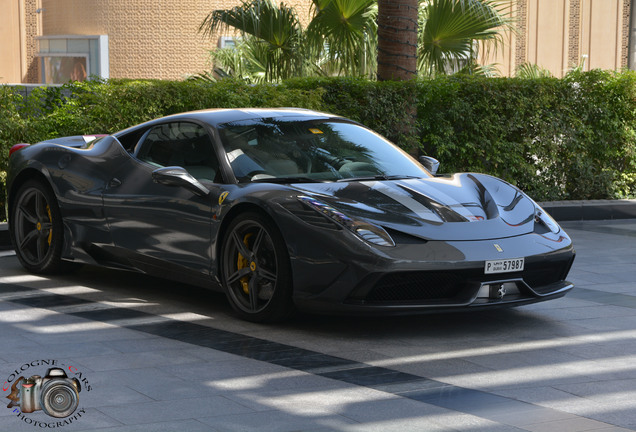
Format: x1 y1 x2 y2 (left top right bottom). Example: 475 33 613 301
199 0 308 82
208 38 269 83
199 0 511 82
377 0 419 81
418 0 512 77
199 0 378 81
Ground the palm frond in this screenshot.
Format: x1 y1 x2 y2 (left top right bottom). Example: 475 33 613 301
515 63 553 79
200 0 301 46
457 60 501 76
418 0 513 76
186 70 217 83
307 0 377 77
208 37 270 84
199 0 306 81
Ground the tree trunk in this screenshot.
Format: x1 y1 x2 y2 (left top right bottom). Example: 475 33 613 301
377 0 419 156
377 0 419 81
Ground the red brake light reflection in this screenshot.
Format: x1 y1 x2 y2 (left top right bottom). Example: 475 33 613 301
9 143 30 157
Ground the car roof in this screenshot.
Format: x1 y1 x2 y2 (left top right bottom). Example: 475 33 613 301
186 108 339 126
114 108 341 137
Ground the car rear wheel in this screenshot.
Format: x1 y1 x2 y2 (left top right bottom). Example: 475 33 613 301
11 180 66 274
221 212 294 322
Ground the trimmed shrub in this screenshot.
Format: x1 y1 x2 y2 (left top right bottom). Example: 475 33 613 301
417 71 636 200
1 72 635 222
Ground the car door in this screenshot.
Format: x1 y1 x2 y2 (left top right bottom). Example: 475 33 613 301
102 121 222 278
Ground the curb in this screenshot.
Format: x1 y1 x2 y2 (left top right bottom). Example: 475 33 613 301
1 200 635 249
539 199 636 222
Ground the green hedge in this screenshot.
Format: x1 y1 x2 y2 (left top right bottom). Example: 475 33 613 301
2 71 636 222
418 71 636 201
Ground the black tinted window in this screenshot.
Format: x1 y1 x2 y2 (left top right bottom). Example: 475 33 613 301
136 122 220 182
218 118 429 182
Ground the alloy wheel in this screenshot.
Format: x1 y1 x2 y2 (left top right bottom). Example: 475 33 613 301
14 186 55 267
223 218 279 314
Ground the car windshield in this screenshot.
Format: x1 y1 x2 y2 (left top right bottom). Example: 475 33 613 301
218 117 431 183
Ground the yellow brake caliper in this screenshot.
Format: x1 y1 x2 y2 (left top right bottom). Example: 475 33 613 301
237 233 253 294
46 205 53 246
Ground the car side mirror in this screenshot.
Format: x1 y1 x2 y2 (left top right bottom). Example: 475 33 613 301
152 166 210 197
419 156 440 176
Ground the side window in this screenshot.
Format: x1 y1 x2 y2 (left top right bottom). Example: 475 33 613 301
136 122 221 182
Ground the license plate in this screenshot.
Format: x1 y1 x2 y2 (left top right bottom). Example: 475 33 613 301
484 258 524 274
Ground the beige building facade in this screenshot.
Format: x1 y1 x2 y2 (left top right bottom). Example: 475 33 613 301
1 0 312 83
487 0 633 77
0 0 634 83
1 0 40 83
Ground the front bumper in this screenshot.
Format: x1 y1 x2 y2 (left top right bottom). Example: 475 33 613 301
289 230 575 315
295 281 574 315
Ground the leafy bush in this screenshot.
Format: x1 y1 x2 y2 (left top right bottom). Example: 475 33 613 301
417 71 636 200
2 72 635 222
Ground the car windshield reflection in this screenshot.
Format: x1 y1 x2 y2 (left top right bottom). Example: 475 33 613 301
218 118 430 183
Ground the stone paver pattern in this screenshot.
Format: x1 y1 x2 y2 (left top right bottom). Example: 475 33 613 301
0 219 635 431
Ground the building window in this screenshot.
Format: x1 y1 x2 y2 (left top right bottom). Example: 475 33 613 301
36 35 109 84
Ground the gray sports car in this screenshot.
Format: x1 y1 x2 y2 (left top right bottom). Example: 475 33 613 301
6 108 574 322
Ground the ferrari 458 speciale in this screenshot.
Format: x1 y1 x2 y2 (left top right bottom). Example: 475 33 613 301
7 108 575 321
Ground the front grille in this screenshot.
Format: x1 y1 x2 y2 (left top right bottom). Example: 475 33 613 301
525 256 574 293
364 271 478 303
357 256 574 304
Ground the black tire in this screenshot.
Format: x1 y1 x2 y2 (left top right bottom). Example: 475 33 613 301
10 180 67 274
221 211 294 322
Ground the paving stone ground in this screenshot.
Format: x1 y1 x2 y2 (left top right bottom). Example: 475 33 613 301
0 219 635 431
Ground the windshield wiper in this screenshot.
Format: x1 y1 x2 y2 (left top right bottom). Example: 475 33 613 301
251 176 326 184
337 175 422 182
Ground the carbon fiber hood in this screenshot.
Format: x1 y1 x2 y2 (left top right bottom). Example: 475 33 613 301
292 173 538 241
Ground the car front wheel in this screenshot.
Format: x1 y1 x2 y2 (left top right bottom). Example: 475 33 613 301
221 212 294 322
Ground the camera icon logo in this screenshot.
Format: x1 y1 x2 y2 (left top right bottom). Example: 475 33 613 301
8 367 81 418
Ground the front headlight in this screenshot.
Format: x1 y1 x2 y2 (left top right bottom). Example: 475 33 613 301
534 207 560 234
298 196 395 247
